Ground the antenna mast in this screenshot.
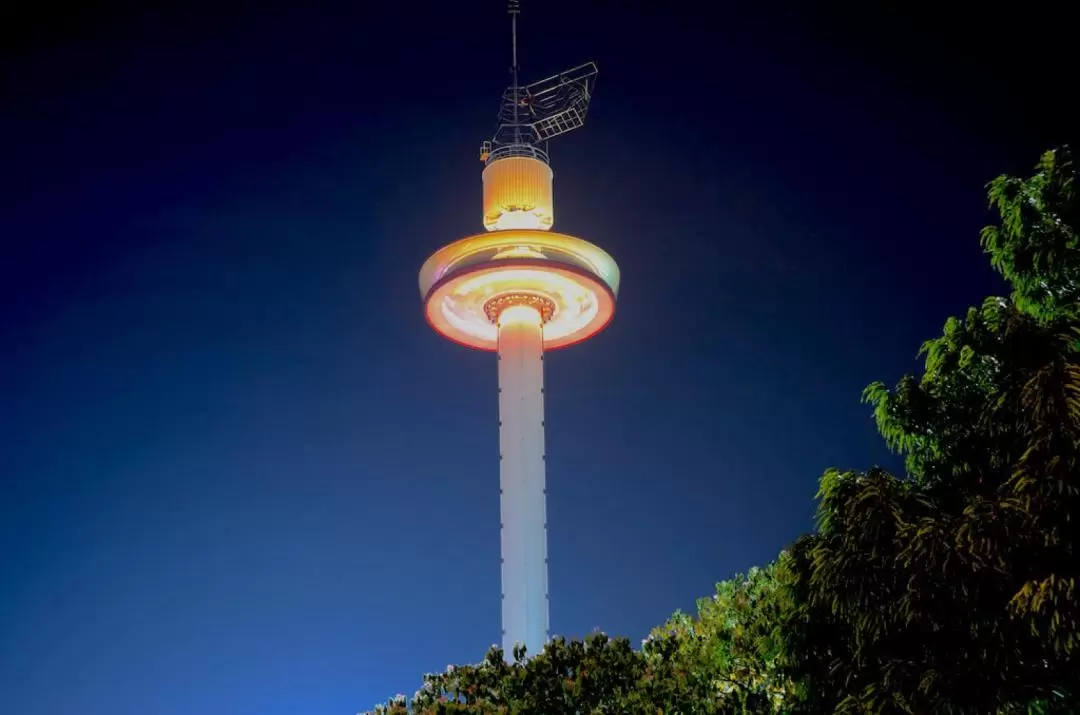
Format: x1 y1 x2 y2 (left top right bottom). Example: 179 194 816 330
509 0 521 145
481 0 597 165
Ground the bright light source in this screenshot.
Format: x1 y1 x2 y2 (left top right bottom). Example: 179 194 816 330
490 211 549 231
426 263 612 350
483 156 554 232
499 304 544 327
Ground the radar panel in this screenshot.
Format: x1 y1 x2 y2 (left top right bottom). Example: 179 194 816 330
491 62 598 150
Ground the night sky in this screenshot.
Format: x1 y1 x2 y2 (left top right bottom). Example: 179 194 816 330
1 2 1074 713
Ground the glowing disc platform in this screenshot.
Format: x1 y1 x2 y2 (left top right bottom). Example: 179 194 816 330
419 229 619 351
417 3 617 661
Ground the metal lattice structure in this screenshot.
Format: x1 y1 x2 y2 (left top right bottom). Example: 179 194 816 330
480 0 598 165
490 62 598 155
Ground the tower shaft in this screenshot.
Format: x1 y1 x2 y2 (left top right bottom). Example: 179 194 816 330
496 305 548 657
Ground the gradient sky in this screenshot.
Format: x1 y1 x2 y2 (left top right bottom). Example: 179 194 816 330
1 2 1074 714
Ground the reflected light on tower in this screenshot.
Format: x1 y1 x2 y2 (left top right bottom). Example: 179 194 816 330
499 303 544 328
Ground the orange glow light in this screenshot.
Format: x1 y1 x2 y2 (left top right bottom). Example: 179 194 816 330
420 230 619 351
482 157 554 231
419 231 617 352
424 264 614 351
419 230 620 298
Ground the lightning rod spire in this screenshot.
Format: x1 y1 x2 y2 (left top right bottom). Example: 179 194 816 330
509 0 521 146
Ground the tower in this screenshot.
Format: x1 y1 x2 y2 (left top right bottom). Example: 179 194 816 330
417 1 619 659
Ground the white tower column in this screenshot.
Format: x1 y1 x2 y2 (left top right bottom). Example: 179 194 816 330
496 304 548 659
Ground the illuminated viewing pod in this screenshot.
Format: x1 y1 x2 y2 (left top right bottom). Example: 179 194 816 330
418 3 614 662
419 229 619 352
483 153 555 231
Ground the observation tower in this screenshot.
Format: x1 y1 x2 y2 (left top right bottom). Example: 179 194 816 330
417 1 620 659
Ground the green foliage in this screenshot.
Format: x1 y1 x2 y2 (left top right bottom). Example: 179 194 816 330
365 634 689 714
646 561 801 714
787 146 1080 713
980 148 1078 322
366 565 803 715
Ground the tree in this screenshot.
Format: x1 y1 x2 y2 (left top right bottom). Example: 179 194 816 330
365 564 809 715
646 561 802 714
365 634 692 715
785 147 1080 713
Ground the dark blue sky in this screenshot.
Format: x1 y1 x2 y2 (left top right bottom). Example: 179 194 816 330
1 2 1073 713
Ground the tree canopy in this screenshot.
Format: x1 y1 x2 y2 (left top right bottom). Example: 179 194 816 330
367 146 1079 715
786 146 1079 714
